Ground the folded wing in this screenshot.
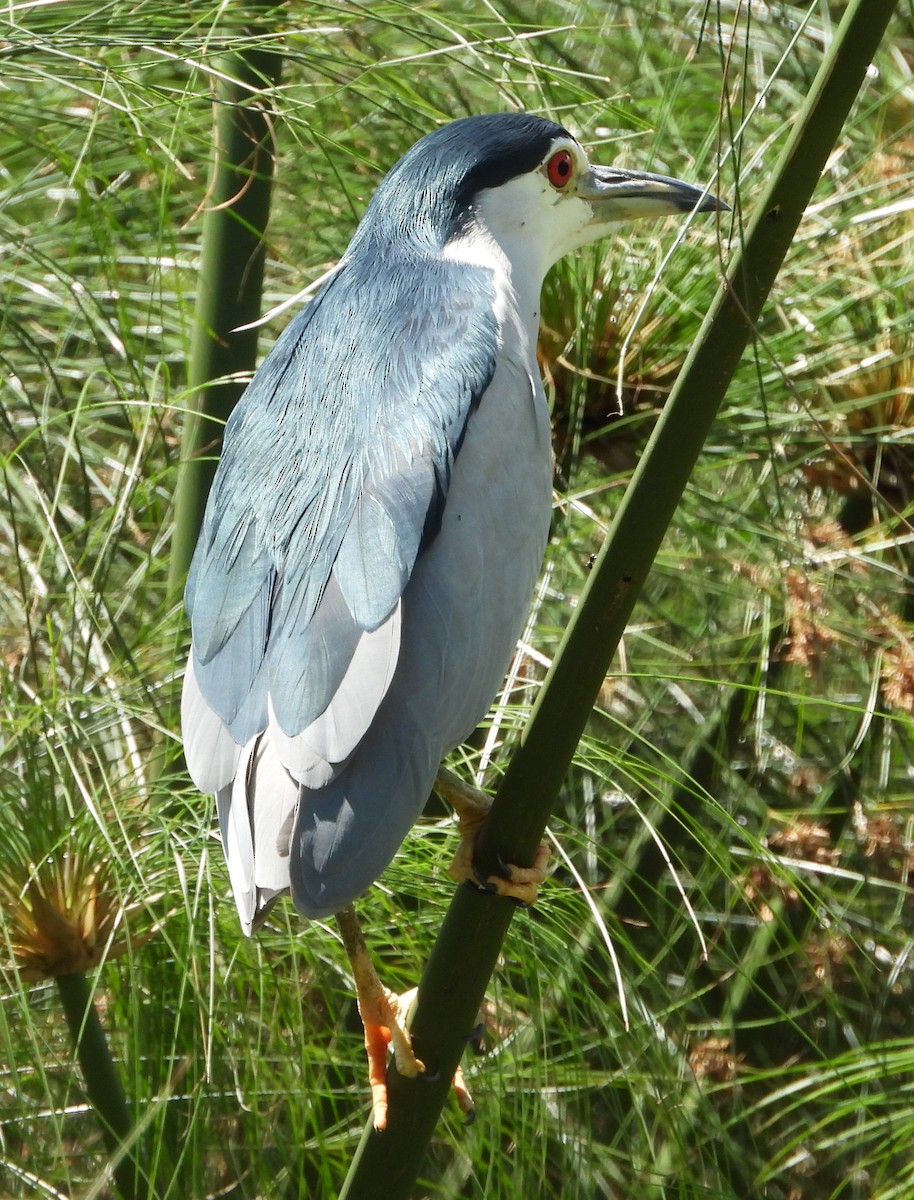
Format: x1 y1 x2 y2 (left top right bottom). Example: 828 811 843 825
181 250 499 930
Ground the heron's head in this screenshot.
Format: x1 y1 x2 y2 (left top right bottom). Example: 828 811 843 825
352 112 726 283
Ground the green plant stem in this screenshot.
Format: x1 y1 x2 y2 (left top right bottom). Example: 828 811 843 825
168 31 282 596
56 971 139 1200
338 2 897 1196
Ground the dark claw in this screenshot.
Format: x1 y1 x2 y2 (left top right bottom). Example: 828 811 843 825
468 864 531 906
468 870 497 894
463 1105 476 1128
471 853 514 890
494 851 513 880
494 854 531 906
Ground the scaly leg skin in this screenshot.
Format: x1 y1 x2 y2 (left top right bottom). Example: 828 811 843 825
334 904 475 1130
435 767 550 904
335 903 424 1131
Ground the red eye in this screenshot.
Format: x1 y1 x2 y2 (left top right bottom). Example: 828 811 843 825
546 149 574 188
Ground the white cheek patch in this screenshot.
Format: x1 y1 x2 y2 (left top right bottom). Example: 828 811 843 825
467 172 596 276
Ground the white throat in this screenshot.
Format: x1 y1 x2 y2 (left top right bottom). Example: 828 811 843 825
443 168 600 345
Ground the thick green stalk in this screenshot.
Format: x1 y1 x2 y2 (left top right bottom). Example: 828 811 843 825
56 971 140 1200
338 3 897 1196
168 32 281 596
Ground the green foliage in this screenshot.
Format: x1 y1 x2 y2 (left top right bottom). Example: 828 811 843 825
2 3 913 1198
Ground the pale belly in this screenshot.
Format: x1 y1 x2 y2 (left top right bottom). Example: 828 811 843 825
395 355 554 750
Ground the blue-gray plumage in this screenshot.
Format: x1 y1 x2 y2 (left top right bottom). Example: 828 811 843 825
182 112 725 934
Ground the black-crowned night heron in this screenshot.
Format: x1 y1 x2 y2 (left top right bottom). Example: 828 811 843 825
182 111 724 1128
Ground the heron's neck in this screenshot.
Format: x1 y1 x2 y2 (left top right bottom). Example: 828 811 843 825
442 223 545 359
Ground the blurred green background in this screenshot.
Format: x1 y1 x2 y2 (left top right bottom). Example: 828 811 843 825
2 3 913 1197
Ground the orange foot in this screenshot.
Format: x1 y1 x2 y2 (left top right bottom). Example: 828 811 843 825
435 767 550 904
335 905 475 1130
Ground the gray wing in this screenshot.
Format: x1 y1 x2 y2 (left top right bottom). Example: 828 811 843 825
181 252 499 928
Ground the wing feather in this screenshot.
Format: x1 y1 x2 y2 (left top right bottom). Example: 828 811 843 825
269 572 362 736
182 246 500 931
215 744 256 932
216 734 300 935
270 600 402 787
182 655 243 793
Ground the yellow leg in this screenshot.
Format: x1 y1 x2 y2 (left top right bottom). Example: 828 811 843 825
435 767 550 905
334 903 476 1129
335 903 424 1131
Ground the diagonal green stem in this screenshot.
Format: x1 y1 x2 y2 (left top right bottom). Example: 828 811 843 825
338 2 897 1195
